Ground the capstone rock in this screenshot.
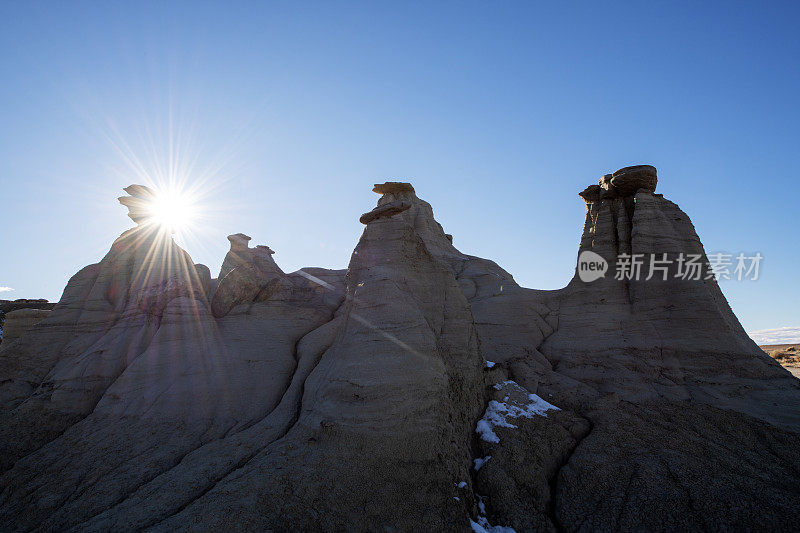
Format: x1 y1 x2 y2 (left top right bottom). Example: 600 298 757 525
610 164 658 195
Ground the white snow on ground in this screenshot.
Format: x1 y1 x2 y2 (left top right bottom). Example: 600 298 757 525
471 495 516 532
470 517 516 533
474 456 491 471
485 361 496 368
476 381 559 443
457 481 468 488
477 495 487 515
468 382 556 531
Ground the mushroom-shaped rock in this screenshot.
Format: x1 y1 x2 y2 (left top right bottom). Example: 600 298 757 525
579 184 602 203
372 182 415 195
610 165 657 196
228 233 252 252
212 236 290 317
359 200 412 224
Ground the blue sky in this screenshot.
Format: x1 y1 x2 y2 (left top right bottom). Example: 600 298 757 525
1 2 798 338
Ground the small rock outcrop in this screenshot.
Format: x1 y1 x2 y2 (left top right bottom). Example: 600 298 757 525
359 199 412 224
359 181 418 224
211 233 292 317
609 164 657 195
0 299 54 314
372 181 415 195
0 299 55 346
117 184 157 225
589 165 658 202
578 184 602 202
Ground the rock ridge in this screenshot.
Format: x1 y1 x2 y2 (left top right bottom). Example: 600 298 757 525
0 171 798 531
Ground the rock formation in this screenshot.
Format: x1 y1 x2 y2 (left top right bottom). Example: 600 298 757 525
210 233 293 317
609 164 657 196
0 169 798 532
0 309 52 345
0 299 55 346
118 184 158 225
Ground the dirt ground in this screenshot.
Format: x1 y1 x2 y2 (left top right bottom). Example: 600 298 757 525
761 344 800 379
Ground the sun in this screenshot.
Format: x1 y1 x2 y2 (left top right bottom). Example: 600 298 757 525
118 184 199 236
145 188 197 233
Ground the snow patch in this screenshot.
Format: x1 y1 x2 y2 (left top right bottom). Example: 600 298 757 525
476 381 559 443
457 481 468 488
471 496 516 533
474 456 491 471
485 360 496 368
470 518 516 533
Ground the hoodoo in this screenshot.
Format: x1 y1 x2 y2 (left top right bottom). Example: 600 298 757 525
0 169 798 532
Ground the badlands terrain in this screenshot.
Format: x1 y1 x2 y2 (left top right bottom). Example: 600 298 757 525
0 165 798 532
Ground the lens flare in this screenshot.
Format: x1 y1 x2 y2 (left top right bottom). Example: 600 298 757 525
145 188 197 233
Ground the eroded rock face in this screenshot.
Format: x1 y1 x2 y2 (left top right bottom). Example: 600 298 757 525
1 308 52 345
210 233 293 317
0 176 798 532
0 300 55 347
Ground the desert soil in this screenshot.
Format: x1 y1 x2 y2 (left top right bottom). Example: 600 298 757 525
761 344 800 378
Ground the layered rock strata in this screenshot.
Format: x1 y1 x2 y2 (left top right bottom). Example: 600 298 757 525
0 170 798 532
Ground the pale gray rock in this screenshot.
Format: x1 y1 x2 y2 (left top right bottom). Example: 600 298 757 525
148 182 487 531
0 177 798 532
0 225 207 471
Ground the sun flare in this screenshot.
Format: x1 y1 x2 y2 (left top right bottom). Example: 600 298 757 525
145 188 197 233
118 184 200 237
